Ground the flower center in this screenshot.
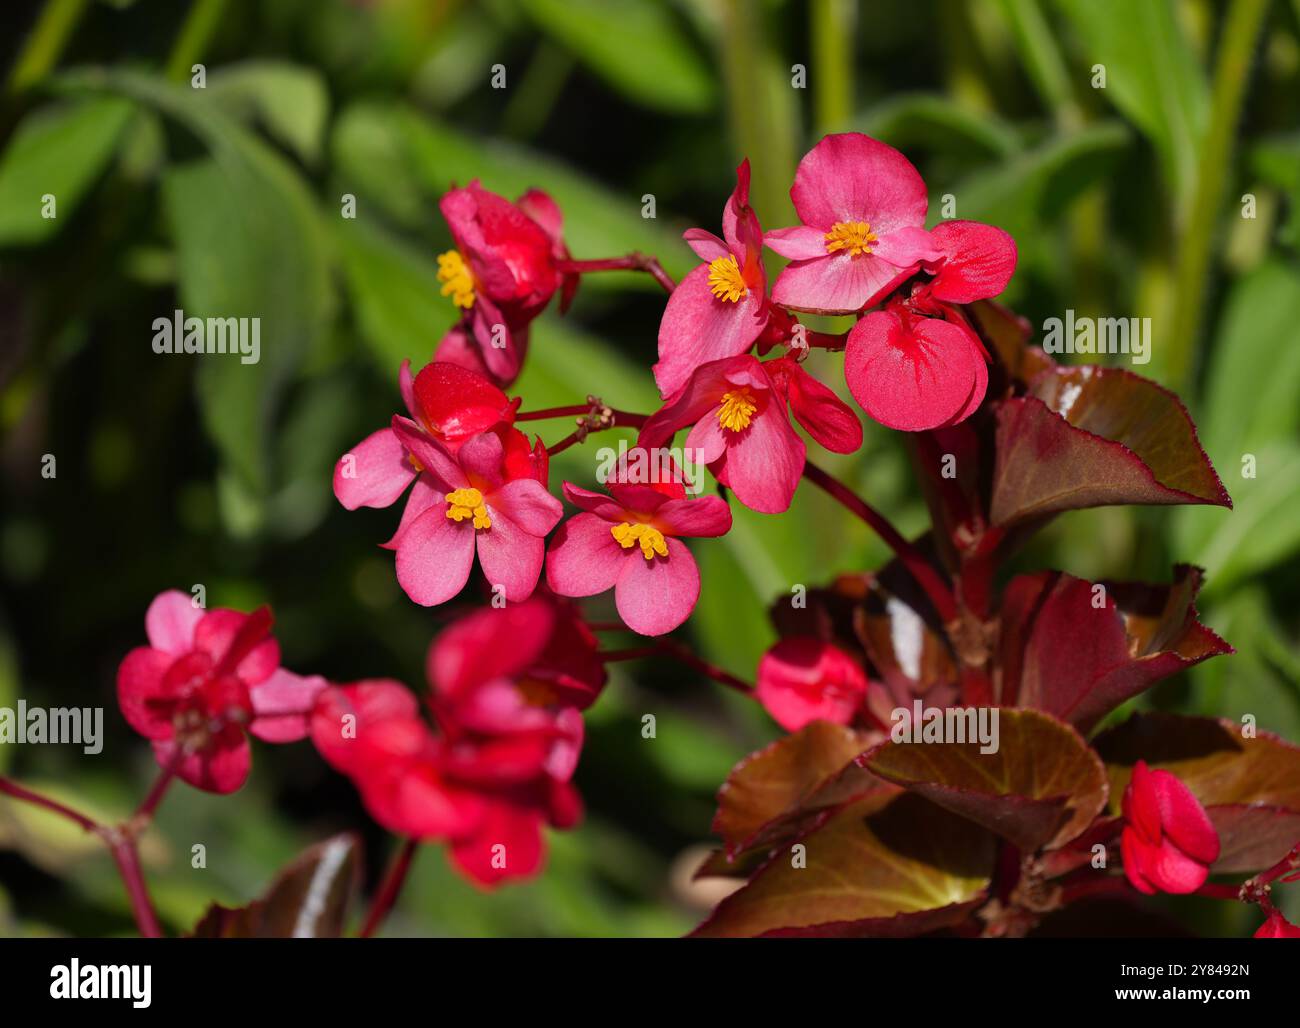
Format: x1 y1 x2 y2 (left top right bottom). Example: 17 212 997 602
611 522 668 560
707 254 748 302
436 250 476 309
445 487 491 529
824 221 878 257
717 386 758 432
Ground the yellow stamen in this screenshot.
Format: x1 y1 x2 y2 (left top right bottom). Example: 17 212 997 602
436 250 476 309
445 487 491 530
717 386 758 432
707 254 748 302
611 522 669 561
824 221 878 257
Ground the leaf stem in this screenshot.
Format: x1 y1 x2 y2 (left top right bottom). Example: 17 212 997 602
601 638 754 695
358 837 419 939
555 255 675 294
801 460 958 622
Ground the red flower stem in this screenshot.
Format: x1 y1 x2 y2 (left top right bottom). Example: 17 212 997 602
516 404 594 421
358 837 419 939
546 409 648 457
0 775 101 833
107 831 163 938
1058 874 1139 905
133 752 181 823
601 640 754 695
801 460 958 623
556 254 675 294
2 774 165 937
1247 840 1300 889
1193 882 1243 901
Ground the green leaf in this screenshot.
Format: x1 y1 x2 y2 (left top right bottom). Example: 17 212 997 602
692 791 994 937
863 709 1108 851
1056 0 1207 210
519 0 713 114
330 100 695 280
857 92 1021 160
0 97 134 246
207 60 330 165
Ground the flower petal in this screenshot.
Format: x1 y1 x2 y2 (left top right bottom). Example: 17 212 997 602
144 590 204 655
395 502 476 606
651 495 733 538
926 220 1018 303
334 427 416 511
249 669 328 743
788 132 928 234
712 403 805 514
487 478 563 536
476 510 546 603
546 513 625 596
653 264 767 398
772 253 916 316
614 537 700 636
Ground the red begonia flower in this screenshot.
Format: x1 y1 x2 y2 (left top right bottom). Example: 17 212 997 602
1254 910 1300 938
765 133 941 316
844 286 989 432
546 459 733 636
435 183 564 385
387 422 562 606
756 637 872 732
922 219 1018 304
654 160 769 397
640 353 861 514
117 590 325 794
1120 759 1221 895
311 598 590 887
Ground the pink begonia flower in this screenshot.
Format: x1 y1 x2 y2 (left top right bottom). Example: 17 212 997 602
844 283 990 432
921 219 1017 304
653 160 769 398
765 133 941 316
546 463 733 636
1121 759 1221 895
310 599 586 888
640 353 861 514
433 183 565 386
116 590 325 794
387 422 562 607
756 637 872 732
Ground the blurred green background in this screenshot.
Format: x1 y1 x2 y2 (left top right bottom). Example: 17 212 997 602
0 0 1297 937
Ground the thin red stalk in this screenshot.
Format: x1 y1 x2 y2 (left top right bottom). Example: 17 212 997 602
545 409 647 456
1058 874 1138 905
133 752 181 822
601 640 753 695
107 833 163 938
516 404 593 421
1193 882 1243 901
359 837 419 939
0 775 100 832
556 254 675 294
1248 840 1300 889
801 460 957 622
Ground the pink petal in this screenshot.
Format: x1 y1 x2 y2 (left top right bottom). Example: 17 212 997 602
399 359 418 419
309 679 418 774
487 478 563 536
772 253 917 316
927 220 1018 303
844 310 983 432
390 416 465 490
560 481 629 522
789 132 928 234
1121 827 1159 894
1148 836 1212 894
193 609 280 686
614 537 700 636
653 264 767 398
116 646 177 741
476 510 546 603
428 599 554 696
777 360 863 454
763 225 827 261
712 404 805 514
382 474 441 551
684 413 728 465
413 361 515 441
144 590 203 655
872 225 944 267
683 228 729 263
756 637 869 731
249 669 328 743
545 513 625 596
449 801 545 888
395 502 476 606
651 495 733 538
334 427 416 511
641 357 737 451
1150 768 1220 865
457 430 506 491
155 732 250 795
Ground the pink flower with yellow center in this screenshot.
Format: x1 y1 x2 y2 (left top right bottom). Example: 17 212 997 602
653 160 770 398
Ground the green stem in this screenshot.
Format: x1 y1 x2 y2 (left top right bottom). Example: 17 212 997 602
996 0 1082 130
1166 0 1269 389
6 0 89 95
165 0 229 84
810 0 854 135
